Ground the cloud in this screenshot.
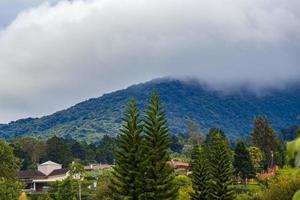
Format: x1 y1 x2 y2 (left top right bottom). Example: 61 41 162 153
0 0 300 122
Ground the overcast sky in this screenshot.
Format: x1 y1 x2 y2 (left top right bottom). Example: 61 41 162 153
0 0 299 123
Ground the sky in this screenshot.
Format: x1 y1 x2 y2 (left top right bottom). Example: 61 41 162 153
0 0 299 123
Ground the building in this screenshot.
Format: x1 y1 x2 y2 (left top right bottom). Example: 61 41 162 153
168 160 191 175
18 161 69 192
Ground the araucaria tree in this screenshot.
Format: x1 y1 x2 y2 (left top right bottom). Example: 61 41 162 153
141 93 178 200
190 145 211 200
233 141 255 184
207 131 235 200
110 100 145 200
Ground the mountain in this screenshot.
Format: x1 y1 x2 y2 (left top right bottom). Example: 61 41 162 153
0 78 300 141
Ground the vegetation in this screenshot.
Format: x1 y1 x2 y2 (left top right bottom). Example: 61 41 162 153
1 90 300 199
10 135 116 170
142 93 178 199
0 139 22 199
208 131 235 200
233 141 255 184
110 100 145 199
1 79 300 141
190 145 210 199
287 137 300 167
251 116 281 169
256 168 300 200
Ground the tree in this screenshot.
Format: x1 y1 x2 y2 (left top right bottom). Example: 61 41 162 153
184 120 204 145
0 140 22 199
10 137 46 167
190 145 211 200
207 131 235 200
233 141 255 184
142 93 178 199
95 170 112 200
248 146 264 172
0 139 20 177
110 99 145 200
205 128 226 144
0 178 23 200
169 135 183 153
69 161 85 200
274 140 287 168
43 136 73 167
10 143 32 170
251 116 280 169
51 178 78 200
95 135 116 164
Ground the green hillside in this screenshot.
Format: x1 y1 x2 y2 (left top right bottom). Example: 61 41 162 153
0 79 300 141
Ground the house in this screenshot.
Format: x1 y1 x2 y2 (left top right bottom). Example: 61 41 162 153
18 161 69 192
168 160 191 175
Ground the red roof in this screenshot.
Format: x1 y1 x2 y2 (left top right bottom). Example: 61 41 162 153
168 160 190 168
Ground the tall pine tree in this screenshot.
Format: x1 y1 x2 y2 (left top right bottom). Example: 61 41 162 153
190 145 211 200
208 131 235 200
141 93 177 200
233 141 255 184
110 100 144 200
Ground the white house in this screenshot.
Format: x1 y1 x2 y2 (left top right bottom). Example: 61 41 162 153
18 161 69 192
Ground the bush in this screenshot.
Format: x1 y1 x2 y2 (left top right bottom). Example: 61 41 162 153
175 175 193 200
256 170 300 200
236 193 256 200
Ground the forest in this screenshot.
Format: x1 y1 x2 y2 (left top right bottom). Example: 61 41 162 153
0 93 300 200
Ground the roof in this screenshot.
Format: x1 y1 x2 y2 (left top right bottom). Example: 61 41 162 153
18 168 68 180
48 168 69 176
17 170 47 179
168 160 190 168
39 161 61 166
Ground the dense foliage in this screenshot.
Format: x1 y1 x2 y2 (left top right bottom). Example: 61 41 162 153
110 100 145 199
10 135 116 169
0 140 22 199
256 169 300 200
141 93 178 199
190 146 210 199
233 141 255 183
208 131 235 200
1 79 300 141
251 116 282 169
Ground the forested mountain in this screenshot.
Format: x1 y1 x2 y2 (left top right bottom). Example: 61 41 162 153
1 78 300 141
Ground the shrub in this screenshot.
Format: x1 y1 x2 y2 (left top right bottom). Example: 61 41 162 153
256 170 300 200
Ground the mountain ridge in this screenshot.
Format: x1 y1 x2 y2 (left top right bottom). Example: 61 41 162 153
1 78 300 141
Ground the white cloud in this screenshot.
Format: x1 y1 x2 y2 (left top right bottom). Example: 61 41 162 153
0 0 300 122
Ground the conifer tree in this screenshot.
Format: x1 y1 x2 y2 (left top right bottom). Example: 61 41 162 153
208 131 235 200
141 93 177 200
233 141 255 184
251 115 280 169
110 100 144 200
190 145 211 200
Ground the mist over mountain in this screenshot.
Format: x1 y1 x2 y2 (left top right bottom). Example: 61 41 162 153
0 78 299 141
